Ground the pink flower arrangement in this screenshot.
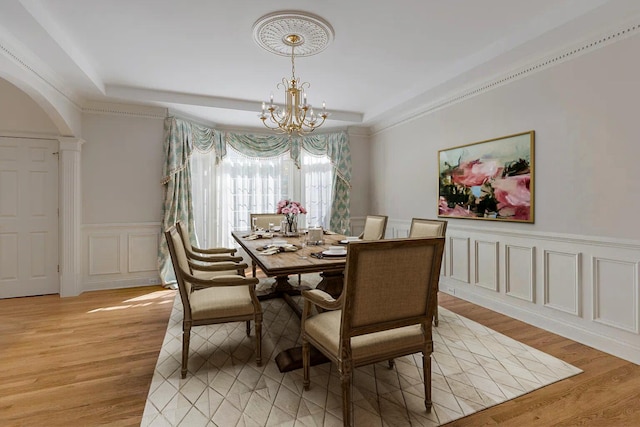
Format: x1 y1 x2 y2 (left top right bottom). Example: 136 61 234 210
276 199 307 216
277 200 306 233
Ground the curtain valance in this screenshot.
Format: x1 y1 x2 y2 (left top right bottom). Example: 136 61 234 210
161 117 223 184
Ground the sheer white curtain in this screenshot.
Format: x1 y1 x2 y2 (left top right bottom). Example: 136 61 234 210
191 146 334 248
301 151 333 229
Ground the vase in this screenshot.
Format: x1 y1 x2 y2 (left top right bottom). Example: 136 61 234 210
284 215 298 236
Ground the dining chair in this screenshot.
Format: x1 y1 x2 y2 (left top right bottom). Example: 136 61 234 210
358 214 388 240
409 218 447 326
249 213 285 232
176 221 246 277
165 225 263 378
300 237 445 426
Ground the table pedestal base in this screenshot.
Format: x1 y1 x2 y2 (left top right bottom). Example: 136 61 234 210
257 275 309 318
275 344 330 372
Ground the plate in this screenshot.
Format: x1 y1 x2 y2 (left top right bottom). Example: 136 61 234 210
322 249 347 257
340 238 361 244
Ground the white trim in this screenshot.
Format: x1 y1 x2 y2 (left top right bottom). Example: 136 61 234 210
371 19 640 135
474 240 499 291
505 244 535 303
543 250 581 316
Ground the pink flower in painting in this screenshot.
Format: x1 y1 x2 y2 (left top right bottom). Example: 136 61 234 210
492 175 531 220
451 159 502 187
438 197 476 217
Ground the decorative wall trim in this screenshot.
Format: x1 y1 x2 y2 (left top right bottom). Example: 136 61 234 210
88 235 121 275
592 257 639 334
82 222 162 292
450 237 470 283
372 20 640 135
505 245 535 302
128 232 160 273
544 250 581 316
82 101 167 119
474 240 499 291
424 221 640 364
0 39 81 110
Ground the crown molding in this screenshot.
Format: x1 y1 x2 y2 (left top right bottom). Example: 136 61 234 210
82 100 167 119
370 18 640 135
0 28 82 111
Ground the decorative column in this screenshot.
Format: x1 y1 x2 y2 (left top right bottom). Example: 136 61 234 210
58 137 84 297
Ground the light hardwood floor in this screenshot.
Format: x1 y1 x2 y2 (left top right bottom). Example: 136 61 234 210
0 285 638 426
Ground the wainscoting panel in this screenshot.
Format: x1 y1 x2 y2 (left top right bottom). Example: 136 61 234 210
386 219 640 364
544 250 581 316
474 240 499 291
505 245 535 302
450 237 470 283
592 257 639 334
82 223 161 292
128 232 160 273
88 235 121 275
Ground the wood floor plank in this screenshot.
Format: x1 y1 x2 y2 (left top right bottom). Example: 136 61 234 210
1 286 638 426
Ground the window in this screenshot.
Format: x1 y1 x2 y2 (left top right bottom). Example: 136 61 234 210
191 147 333 247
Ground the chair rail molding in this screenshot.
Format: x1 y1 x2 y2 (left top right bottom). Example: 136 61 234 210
387 218 640 364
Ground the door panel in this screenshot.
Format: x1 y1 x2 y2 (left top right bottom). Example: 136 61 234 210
0 137 58 298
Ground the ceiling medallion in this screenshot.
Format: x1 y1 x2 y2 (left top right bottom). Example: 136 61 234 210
252 11 334 57
254 11 334 135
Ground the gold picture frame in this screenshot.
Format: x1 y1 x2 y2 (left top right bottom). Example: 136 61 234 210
438 131 535 223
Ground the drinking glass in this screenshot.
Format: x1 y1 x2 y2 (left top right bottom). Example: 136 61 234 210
340 219 348 236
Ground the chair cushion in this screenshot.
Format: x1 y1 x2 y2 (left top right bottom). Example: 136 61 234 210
190 285 255 320
304 310 424 362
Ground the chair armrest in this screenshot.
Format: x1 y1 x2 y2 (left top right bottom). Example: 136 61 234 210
185 248 243 263
189 260 248 272
302 289 342 311
192 246 237 255
180 268 259 288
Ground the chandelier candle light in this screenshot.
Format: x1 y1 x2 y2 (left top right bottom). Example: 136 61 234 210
253 11 334 135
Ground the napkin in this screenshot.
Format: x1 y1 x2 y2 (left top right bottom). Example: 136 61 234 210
243 233 274 240
259 244 299 255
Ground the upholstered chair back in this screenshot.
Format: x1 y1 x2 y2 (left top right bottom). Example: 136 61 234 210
342 238 443 332
176 221 195 252
361 215 388 240
409 218 447 238
165 226 194 317
250 213 285 230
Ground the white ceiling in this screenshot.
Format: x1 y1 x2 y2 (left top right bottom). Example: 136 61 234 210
1 0 639 131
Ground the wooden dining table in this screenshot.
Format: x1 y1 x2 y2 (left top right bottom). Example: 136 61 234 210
232 230 349 372
231 230 347 317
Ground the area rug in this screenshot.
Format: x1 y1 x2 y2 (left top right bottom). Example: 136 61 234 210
141 278 581 426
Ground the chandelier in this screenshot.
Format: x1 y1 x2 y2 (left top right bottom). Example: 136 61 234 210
253 11 334 136
259 34 328 135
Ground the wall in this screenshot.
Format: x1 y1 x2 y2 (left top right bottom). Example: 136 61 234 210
370 34 640 363
0 78 58 134
80 108 165 291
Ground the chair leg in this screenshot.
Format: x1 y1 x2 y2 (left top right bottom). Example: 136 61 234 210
181 323 191 379
423 353 432 412
255 313 263 367
434 298 439 327
341 370 352 426
252 261 257 278
246 320 251 337
302 340 310 390
388 359 395 369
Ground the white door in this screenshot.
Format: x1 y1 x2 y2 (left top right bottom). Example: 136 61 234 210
0 137 59 298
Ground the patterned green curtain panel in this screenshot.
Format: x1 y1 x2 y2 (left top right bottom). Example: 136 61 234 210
159 117 222 285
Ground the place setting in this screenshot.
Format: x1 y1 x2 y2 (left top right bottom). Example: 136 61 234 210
311 245 348 258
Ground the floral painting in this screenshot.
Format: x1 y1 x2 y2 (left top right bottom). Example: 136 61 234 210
438 131 534 222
